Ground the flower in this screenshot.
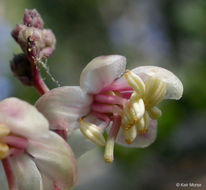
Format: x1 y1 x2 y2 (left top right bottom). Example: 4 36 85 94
35 55 183 163
0 98 77 190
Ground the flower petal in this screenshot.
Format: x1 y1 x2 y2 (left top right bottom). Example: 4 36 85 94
9 154 43 190
132 66 183 100
27 131 77 190
67 128 96 158
35 86 92 133
80 55 127 94
116 119 157 148
41 174 54 190
0 98 49 139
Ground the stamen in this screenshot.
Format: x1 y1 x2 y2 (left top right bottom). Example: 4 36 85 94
79 119 106 146
131 98 145 120
0 124 10 138
0 142 9 160
2 136 29 150
91 104 122 114
143 111 150 133
124 70 145 97
136 117 145 135
104 115 121 163
148 106 162 119
144 77 166 107
94 94 127 106
123 125 137 144
123 104 134 124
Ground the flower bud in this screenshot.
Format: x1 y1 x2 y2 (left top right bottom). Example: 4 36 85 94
24 9 44 29
11 24 27 42
10 54 33 86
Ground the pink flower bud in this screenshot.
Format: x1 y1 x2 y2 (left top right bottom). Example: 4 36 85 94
23 9 44 29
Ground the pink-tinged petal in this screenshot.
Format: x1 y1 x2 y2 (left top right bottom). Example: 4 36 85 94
132 66 183 100
0 98 49 139
41 174 54 190
80 55 127 94
35 86 92 133
67 128 96 158
116 120 157 148
9 154 43 190
68 113 108 158
27 131 77 190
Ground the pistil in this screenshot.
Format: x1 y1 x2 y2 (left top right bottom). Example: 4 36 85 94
104 115 121 163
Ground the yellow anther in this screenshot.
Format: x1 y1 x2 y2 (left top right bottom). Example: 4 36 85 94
143 111 150 133
124 70 145 97
138 112 149 136
148 107 162 119
79 119 106 146
137 117 145 135
0 124 10 138
123 125 137 144
132 98 145 120
0 143 9 160
121 104 134 129
144 77 166 107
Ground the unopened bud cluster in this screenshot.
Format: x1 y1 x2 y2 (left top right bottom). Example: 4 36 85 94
12 9 56 60
10 9 56 89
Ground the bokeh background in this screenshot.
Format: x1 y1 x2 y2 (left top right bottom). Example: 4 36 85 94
1 0 206 189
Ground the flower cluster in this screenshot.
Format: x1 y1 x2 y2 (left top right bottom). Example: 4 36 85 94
1 8 184 190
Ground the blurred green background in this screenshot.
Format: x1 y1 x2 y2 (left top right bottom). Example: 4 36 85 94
1 0 206 189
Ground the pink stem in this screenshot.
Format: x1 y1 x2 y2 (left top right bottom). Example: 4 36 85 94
91 104 122 114
32 65 49 95
2 158 16 190
2 136 28 150
94 94 127 106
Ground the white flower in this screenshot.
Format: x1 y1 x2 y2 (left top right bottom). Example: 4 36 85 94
0 98 77 190
36 55 183 163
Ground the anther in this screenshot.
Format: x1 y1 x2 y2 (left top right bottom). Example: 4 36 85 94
0 142 9 160
79 119 106 146
144 77 166 107
148 107 162 119
124 70 145 97
131 98 145 120
123 125 137 144
0 124 10 138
